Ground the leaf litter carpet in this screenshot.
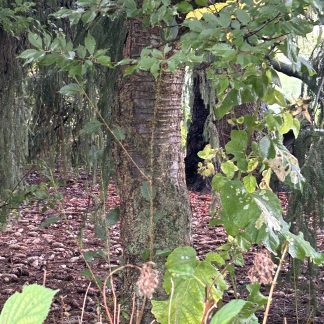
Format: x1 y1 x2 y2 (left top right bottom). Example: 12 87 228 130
0 172 323 323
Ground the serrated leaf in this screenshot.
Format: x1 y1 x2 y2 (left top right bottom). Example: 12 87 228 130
219 12 231 28
59 83 82 96
177 1 193 13
236 9 250 24
80 119 102 136
28 32 43 49
0 284 58 324
77 45 87 59
96 55 112 67
84 33 96 55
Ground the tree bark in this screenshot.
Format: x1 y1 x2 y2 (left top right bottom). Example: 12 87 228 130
114 19 192 308
0 29 27 203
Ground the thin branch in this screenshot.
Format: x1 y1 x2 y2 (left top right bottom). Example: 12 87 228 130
262 242 289 324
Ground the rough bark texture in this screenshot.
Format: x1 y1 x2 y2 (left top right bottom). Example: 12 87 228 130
0 29 27 202
114 19 192 309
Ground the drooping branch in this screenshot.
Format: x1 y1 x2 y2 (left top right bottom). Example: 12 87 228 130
268 58 314 89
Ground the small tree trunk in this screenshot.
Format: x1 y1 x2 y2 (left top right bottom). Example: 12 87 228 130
0 29 27 202
113 19 192 316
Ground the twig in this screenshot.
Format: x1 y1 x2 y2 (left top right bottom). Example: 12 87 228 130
262 242 289 324
136 296 147 324
101 264 142 324
79 282 92 324
42 269 47 286
129 293 136 324
102 275 114 324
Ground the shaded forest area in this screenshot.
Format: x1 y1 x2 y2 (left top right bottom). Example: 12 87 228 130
0 1 324 323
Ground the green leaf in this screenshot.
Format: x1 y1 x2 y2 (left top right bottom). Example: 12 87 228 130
292 118 300 138
246 283 268 306
77 45 87 59
220 180 259 235
197 144 216 160
177 1 193 13
124 0 138 17
152 248 227 324
80 119 102 136
106 207 120 226
195 0 208 6
0 284 58 324
39 53 61 66
205 252 225 266
165 246 197 276
243 175 257 193
211 300 247 324
112 126 125 140
215 89 239 119
84 33 96 55
28 32 43 49
59 83 83 96
211 173 228 192
286 232 324 265
96 55 112 67
279 112 294 134
140 181 155 202
221 160 238 179
247 158 258 172
18 49 44 64
252 190 286 251
225 130 248 170
219 12 231 28
258 136 276 160
236 9 250 24
81 9 97 24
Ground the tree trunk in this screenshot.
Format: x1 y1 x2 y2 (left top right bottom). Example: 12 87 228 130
0 29 27 203
114 19 192 309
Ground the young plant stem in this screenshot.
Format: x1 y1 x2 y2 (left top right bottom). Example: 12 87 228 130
293 259 299 324
168 277 175 324
79 282 91 324
262 241 289 324
102 264 142 324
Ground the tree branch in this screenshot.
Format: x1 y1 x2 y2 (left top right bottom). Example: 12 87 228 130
268 58 315 90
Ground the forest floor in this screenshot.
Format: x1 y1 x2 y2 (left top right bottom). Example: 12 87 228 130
0 171 323 324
